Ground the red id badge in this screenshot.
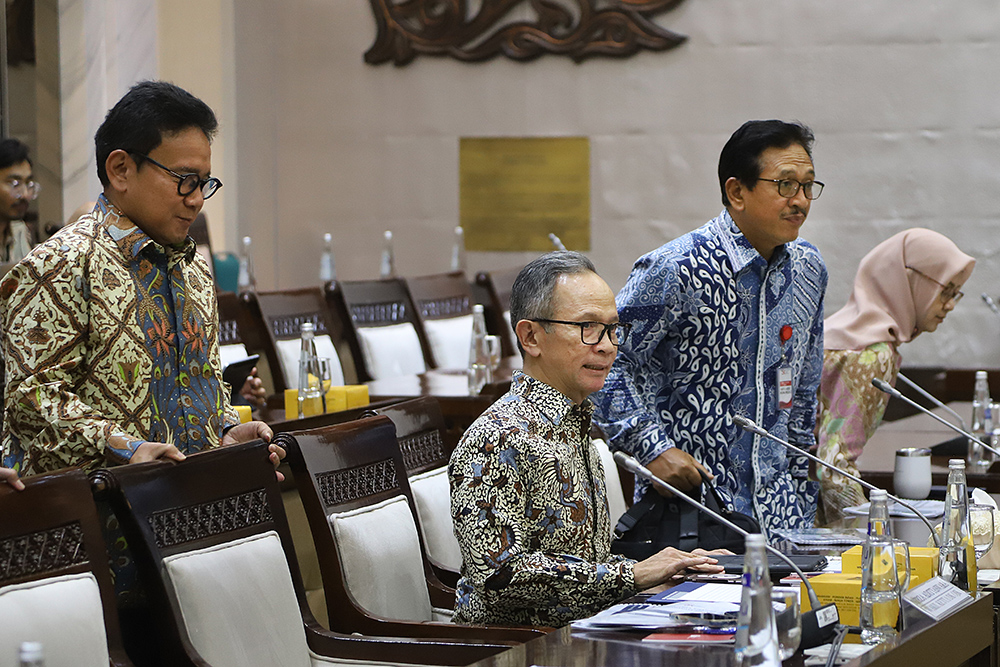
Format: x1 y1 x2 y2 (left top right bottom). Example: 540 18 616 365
777 325 793 409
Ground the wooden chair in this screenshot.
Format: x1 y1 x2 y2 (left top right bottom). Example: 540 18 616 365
475 266 522 358
253 286 357 392
328 278 434 382
216 290 278 397
275 416 542 643
0 468 133 667
367 397 461 584
403 272 474 370
90 440 511 667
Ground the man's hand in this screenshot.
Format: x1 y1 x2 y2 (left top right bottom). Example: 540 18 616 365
646 448 712 495
0 466 24 490
222 421 285 482
239 368 266 408
632 546 723 589
131 442 187 464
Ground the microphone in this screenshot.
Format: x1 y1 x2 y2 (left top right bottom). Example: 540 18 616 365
896 372 968 432
548 233 567 251
732 413 941 548
871 377 1000 460
982 292 1000 317
613 450 840 649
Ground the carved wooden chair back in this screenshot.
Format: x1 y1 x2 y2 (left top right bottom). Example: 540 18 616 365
328 279 434 381
276 417 540 644
91 440 506 666
369 397 461 577
402 272 475 370
474 266 522 358
0 468 133 667
253 286 357 392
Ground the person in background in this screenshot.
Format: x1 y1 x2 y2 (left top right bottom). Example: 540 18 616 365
594 120 828 536
0 138 39 264
450 251 723 628
816 229 975 523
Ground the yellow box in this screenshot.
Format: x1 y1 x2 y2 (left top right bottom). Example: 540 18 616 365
800 573 862 626
841 545 938 589
345 384 370 409
325 386 348 413
284 388 323 418
234 405 252 424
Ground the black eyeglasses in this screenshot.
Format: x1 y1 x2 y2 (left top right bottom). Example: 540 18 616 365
905 265 964 304
757 178 824 200
530 319 630 347
131 153 223 200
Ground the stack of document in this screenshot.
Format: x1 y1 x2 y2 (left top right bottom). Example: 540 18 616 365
570 600 739 632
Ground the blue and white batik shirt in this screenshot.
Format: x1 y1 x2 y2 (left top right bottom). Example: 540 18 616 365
593 210 827 536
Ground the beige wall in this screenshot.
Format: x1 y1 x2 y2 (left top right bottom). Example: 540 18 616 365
229 2 1000 367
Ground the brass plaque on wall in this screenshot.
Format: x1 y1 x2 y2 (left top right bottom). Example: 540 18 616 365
460 137 590 252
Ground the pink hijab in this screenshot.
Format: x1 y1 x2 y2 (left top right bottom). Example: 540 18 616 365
824 228 975 351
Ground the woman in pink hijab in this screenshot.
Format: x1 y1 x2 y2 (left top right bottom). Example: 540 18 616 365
815 229 975 524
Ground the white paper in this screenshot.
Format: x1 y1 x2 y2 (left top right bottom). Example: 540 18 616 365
843 500 944 518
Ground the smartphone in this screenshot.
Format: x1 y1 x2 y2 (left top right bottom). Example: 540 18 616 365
222 354 260 391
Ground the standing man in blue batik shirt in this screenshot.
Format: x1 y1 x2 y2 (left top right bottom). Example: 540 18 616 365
593 120 828 536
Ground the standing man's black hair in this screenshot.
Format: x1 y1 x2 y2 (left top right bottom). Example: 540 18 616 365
718 120 815 207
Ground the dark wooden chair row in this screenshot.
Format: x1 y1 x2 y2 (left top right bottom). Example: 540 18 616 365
216 268 523 397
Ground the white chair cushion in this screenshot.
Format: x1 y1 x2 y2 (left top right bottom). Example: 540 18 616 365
219 343 250 369
329 495 432 622
0 572 110 667
409 467 462 571
422 314 473 370
593 438 627 532
276 334 346 389
356 324 427 379
163 531 311 667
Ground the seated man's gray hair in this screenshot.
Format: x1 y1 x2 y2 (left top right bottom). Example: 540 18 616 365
509 251 598 354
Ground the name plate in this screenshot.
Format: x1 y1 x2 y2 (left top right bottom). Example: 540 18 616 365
903 576 974 621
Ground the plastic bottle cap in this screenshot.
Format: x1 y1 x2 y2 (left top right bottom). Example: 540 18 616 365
745 533 765 547
949 458 966 469
869 489 887 501
19 642 43 660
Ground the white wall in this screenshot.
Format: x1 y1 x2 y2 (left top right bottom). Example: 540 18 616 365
227 1 1000 368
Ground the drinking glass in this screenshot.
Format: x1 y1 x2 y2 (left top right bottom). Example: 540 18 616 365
969 504 996 560
485 335 501 373
771 589 801 660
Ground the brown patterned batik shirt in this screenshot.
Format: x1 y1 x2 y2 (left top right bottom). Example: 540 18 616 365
1 196 238 475
449 371 636 627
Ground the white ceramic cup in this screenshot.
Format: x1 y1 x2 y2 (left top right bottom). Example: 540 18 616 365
894 447 932 500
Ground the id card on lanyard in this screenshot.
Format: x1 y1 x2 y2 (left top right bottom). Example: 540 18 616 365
777 325 793 410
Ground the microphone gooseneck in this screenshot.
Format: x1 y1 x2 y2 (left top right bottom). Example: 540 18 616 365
982 292 1000 317
732 412 942 548
871 377 1000 459
896 372 969 432
612 450 841 649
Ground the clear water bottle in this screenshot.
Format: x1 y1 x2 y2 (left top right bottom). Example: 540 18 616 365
450 226 466 273
319 232 336 283
939 458 977 592
237 235 256 294
734 533 781 667
297 321 323 418
860 489 901 644
379 230 395 279
468 304 491 395
969 371 992 469
19 641 44 666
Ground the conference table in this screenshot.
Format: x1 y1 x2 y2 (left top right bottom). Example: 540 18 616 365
465 511 996 667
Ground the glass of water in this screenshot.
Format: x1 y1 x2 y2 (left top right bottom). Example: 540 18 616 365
969 504 996 560
771 589 801 660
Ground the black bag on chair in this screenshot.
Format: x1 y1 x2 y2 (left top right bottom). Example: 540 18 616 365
610 471 760 560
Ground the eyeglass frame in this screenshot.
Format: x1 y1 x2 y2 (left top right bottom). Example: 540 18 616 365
905 265 964 304
129 152 223 200
0 177 41 200
529 318 631 347
756 178 825 200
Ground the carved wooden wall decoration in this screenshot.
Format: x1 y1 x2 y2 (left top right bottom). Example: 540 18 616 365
365 0 688 66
